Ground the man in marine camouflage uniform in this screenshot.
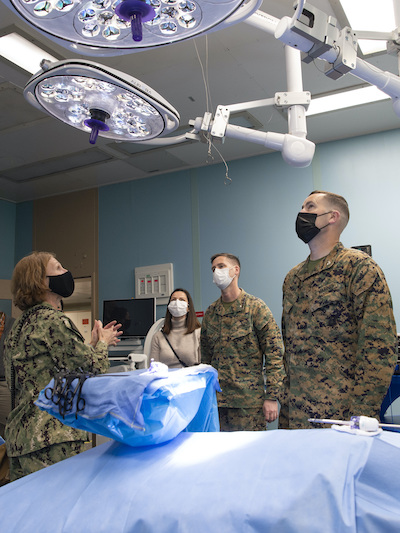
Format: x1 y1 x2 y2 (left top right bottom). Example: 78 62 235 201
281 191 397 429
201 253 285 431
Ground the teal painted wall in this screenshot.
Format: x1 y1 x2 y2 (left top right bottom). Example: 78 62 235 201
98 171 196 320
15 202 33 263
0 199 16 315
0 199 16 280
0 199 33 315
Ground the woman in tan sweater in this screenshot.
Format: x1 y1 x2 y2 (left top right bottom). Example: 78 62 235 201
150 288 201 368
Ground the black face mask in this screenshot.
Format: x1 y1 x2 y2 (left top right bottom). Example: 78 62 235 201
295 212 331 243
48 271 75 298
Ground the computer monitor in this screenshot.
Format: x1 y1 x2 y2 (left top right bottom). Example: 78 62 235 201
103 298 156 339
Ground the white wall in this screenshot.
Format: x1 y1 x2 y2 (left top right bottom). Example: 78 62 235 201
64 310 92 344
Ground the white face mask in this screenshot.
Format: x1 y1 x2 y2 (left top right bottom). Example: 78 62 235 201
168 300 188 317
213 267 236 290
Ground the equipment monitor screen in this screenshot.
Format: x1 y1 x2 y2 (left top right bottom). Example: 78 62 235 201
103 298 156 339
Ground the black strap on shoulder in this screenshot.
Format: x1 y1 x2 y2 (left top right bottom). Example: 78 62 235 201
10 363 15 411
10 305 52 410
162 330 188 367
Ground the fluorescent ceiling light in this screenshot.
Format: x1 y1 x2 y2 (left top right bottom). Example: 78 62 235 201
306 86 390 116
0 32 58 74
340 0 395 55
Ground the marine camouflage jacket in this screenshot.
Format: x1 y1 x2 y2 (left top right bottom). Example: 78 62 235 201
282 242 397 428
201 290 285 408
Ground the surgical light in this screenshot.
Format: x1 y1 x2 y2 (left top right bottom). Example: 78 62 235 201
24 59 180 144
1 0 262 56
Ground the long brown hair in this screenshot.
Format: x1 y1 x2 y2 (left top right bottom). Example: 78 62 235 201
11 252 54 311
163 288 201 335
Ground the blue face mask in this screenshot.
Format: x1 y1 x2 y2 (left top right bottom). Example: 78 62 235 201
48 270 75 298
295 211 331 243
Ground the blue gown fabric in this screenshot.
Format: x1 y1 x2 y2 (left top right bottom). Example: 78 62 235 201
35 364 220 446
1 429 400 532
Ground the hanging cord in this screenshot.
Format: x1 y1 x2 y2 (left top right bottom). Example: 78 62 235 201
207 140 231 185
194 37 212 116
193 37 232 184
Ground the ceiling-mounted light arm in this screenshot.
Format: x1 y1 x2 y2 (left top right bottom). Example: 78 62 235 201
243 10 280 36
188 87 310 139
269 2 400 116
188 114 315 167
284 45 309 139
122 130 198 146
188 30 313 167
244 6 318 150
129 45 310 152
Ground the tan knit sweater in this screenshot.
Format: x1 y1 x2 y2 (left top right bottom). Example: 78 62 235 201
149 316 201 368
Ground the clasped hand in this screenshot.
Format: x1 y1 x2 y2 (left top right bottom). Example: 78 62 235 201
90 319 123 347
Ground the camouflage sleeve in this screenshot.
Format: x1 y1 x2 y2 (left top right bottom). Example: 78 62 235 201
200 310 213 365
280 279 290 394
253 301 285 402
45 315 110 375
281 274 289 349
350 262 397 416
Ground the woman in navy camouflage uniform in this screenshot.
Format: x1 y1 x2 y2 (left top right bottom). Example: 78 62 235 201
4 252 122 481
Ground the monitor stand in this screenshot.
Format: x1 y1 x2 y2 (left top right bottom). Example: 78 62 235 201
108 338 144 358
